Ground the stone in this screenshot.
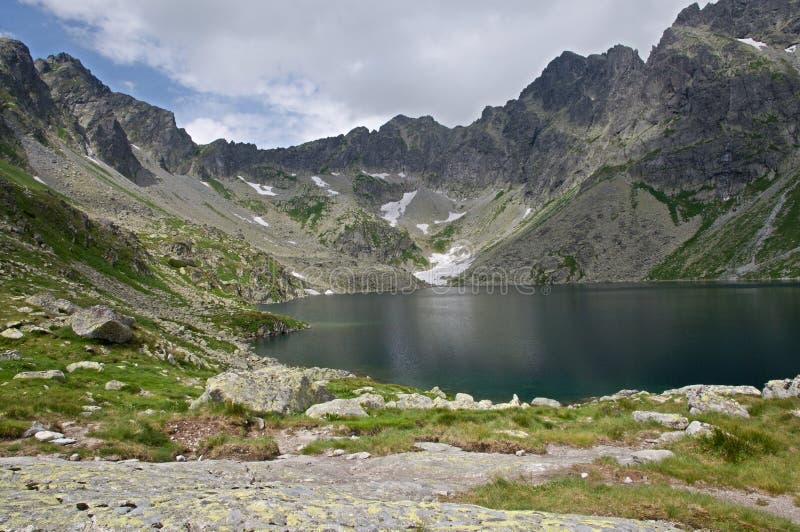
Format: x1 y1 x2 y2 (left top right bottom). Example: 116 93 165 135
0 350 22 360
301 367 354 382
14 370 65 381
175 455 187 462
104 380 127 391
69 454 81 461
329 449 346 457
687 392 749 418
515 450 526 457
531 397 562 408
762 376 800 399
662 384 761 397
394 393 434 410
580 472 589 479
496 430 529 438
202 367 333 415
344 452 371 460
353 386 374 395
629 450 675 464
23 422 47 438
429 386 446 399
50 438 77 446
685 420 714 437
657 431 686 443
354 393 385 410
305 399 368 419
632 411 689 430
0 329 23 339
82 405 102 412
454 393 474 403
34 431 64 442
66 361 104 373
71 306 135 343
26 293 81 315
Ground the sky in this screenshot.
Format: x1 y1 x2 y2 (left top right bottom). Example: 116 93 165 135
0 0 711 149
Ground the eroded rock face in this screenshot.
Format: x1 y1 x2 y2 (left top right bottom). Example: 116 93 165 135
763 376 800 399
71 306 135 343
202 367 333 415
687 392 749 418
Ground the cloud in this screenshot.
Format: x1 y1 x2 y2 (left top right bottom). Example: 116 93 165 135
0 30 16 38
21 0 709 147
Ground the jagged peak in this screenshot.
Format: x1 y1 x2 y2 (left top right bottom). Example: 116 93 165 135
672 0 800 46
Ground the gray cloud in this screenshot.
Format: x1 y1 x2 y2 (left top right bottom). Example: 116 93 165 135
23 0 711 147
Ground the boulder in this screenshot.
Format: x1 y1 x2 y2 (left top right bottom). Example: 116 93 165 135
301 367 354 382
66 361 104 373
629 449 675 464
201 367 333 415
762 376 800 399
394 393 434 410
353 386 374 395
688 392 749 418
662 384 761 397
0 329 23 339
71 306 135 343
305 399 368 419
354 393 385 409
25 293 81 315
632 411 689 430
22 422 47 438
531 397 562 408
34 430 64 442
0 350 22 360
14 370 65 381
104 380 127 391
429 386 446 399
657 431 686 443
685 420 714 437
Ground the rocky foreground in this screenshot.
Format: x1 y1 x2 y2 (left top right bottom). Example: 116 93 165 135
0 443 677 531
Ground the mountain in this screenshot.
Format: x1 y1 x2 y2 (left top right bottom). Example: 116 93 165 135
1 0 800 293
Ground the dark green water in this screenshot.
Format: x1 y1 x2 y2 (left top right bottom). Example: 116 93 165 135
255 284 800 402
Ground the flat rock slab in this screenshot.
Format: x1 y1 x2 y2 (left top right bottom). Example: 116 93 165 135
0 448 678 530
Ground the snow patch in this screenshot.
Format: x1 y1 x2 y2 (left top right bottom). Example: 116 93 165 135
130 144 141 151
291 173 297 177
787 44 798 53
398 172 406 178
201 181 211 189
253 216 269 227
304 289 321 296
380 190 418 227
324 290 335 295
434 212 466 224
413 244 475 286
232 213 253 224
327 189 340 196
238 176 277 196
523 207 532 219
737 37 768 50
291 271 307 280
416 223 430 235
363 171 389 179
331 172 340 176
32 175 47 186
287 240 297 245
311 175 330 188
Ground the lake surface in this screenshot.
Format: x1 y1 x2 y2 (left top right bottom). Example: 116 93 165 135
255 284 800 402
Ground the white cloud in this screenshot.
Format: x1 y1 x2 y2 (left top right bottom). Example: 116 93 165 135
22 0 711 148
0 30 16 38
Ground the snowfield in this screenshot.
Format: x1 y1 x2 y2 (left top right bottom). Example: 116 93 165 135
787 44 798 53
311 175 339 196
413 244 475 286
238 176 277 196
737 37 768 50
434 212 466 224
253 216 269 227
380 191 418 227
291 271 307 280
363 171 390 179
32 176 47 186
416 223 430 235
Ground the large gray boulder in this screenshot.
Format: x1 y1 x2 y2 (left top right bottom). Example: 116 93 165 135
688 392 749 418
14 370 65 381
71 306 135 343
632 411 689 430
200 367 333 415
662 384 761 397
305 398 368 419
763 376 800 399
26 293 81 315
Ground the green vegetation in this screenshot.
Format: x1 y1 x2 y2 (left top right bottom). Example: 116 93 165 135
281 192 330 228
208 309 307 339
431 224 456 253
453 477 797 531
205 177 233 199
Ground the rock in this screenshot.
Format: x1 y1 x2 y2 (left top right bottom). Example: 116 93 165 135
354 393 385 410
762 376 800 399
104 380 127 391
624 476 633 484
633 411 689 430
82 405 102 412
515 450 526 457
685 420 714 437
0 350 22 360
66 361 104 373
34 430 64 442
394 393 434 410
344 452 371 460
629 450 675 464
328 449 346 457
429 386 446 399
175 455 187 462
14 370 65 381
50 438 77 446
71 306 135 343
353 386 374 395
531 397 562 408
23 422 47 438
510 394 521 407
305 399 368 419
657 431 686 443
69 453 81 461
301 367 354 382
454 393 474 403
496 430 529 438
688 392 749 418
249 417 265 431
0 329 23 339
25 293 81 315
580 472 589 479
477 400 494 409
791 409 800 419
203 367 333 415
662 384 761 397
